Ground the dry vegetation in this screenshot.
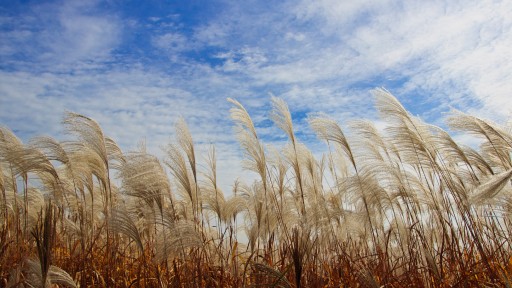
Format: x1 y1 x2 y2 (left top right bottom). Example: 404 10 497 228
1 89 512 287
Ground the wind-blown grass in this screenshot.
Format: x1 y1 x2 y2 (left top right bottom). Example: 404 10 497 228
1 88 512 287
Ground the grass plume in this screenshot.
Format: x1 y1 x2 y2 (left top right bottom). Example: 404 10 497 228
0 89 511 287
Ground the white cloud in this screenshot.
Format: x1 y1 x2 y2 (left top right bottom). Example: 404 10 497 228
152 32 188 53
0 0 121 70
48 14 120 63
2 0 512 193
194 22 230 46
205 0 512 123
285 32 305 42
219 47 268 72
0 63 255 191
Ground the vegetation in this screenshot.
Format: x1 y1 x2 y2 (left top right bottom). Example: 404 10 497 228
1 88 512 287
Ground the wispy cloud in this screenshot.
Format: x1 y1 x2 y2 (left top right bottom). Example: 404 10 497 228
291 0 512 121
1 0 512 192
1 0 122 71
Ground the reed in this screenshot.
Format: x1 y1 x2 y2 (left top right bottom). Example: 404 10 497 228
1 89 512 287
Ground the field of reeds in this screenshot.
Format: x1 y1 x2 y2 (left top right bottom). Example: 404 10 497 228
1 88 512 287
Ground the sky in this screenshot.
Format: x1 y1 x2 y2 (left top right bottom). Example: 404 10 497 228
1 0 512 192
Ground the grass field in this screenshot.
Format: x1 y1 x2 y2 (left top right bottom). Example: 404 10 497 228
1 89 512 287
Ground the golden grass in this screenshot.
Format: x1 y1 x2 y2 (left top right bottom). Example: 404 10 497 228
1 89 512 287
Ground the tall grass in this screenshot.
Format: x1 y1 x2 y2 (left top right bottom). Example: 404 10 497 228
1 88 512 287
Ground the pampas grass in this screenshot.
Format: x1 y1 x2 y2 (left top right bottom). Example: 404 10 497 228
1 89 512 287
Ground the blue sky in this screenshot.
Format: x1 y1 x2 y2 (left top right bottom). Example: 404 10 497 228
1 0 512 191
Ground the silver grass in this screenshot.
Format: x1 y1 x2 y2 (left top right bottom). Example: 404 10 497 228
202 145 218 192
270 96 295 142
0 127 23 219
24 259 77 288
358 160 418 223
349 120 390 164
332 210 368 241
386 216 411 249
228 98 280 256
237 129 267 180
29 137 78 190
201 145 226 225
154 219 203 262
0 138 62 208
30 137 70 165
245 224 259 253
0 126 23 153
448 110 512 169
0 138 58 181
329 144 351 179
174 118 203 224
25 188 46 229
249 262 292 288
448 110 512 149
3 186 49 231
35 169 66 205
173 198 195 221
309 115 357 169
109 207 144 253
3 190 22 216
175 118 197 183
373 87 410 123
121 151 170 214
82 185 107 224
339 175 384 226
63 111 117 250
358 167 395 214
357 268 380 288
166 143 197 216
498 196 512 219
222 195 247 224
227 98 258 139
384 121 435 169
0 127 26 215
108 183 121 206
423 246 441 282
302 145 324 198
62 216 82 240
228 98 268 190
4 94 512 286
309 114 384 244
462 146 494 176
304 192 337 241
67 145 108 193
5 265 22 288
289 226 313 287
202 185 246 226
266 147 300 239
202 184 226 222
268 146 289 201
282 143 309 196
481 141 512 170
469 168 512 205
63 112 109 168
431 128 474 170
104 136 125 170
302 153 331 237
238 182 281 248
125 197 160 238
374 89 443 182
52 168 82 211
45 265 77 288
